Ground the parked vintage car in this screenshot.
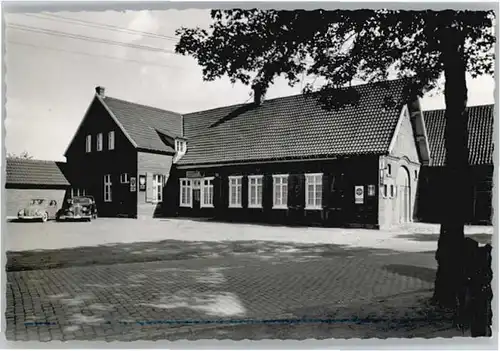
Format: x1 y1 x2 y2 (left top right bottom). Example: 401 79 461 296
17 199 59 222
56 196 98 222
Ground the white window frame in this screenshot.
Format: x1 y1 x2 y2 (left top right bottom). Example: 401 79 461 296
228 176 243 208
390 184 395 198
248 175 264 208
305 173 323 210
175 139 186 153
97 133 103 152
201 177 215 208
152 174 164 202
387 164 392 177
368 184 376 197
86 135 92 153
120 173 129 184
383 184 388 199
272 174 289 209
180 178 192 208
70 188 86 197
104 174 112 202
108 131 115 150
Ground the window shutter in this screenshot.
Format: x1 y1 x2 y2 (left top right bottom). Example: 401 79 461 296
322 173 330 209
296 174 306 209
262 175 273 210
145 172 154 203
241 176 248 208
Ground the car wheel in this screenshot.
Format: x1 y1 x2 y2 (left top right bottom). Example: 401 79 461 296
41 212 48 223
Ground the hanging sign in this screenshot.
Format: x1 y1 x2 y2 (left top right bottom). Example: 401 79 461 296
139 175 146 191
130 177 137 192
186 171 202 178
355 185 364 204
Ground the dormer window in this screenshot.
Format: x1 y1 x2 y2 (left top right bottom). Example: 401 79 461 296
175 139 186 153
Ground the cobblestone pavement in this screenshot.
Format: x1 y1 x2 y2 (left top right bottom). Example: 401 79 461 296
5 241 462 342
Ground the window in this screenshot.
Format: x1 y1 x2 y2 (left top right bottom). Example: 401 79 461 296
153 174 164 202
86 135 92 153
175 139 186 153
108 131 115 150
368 184 376 196
390 184 395 198
201 177 214 208
97 133 103 151
273 174 288 209
228 176 243 208
414 170 418 180
120 173 129 184
248 175 263 208
180 179 192 207
305 173 323 209
383 184 388 198
387 164 392 177
104 174 112 202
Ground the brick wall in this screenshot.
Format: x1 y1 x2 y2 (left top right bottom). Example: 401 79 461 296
137 151 174 219
5 188 67 217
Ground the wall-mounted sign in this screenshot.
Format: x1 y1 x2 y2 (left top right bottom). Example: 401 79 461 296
139 175 146 191
186 171 202 178
130 177 137 192
355 185 364 204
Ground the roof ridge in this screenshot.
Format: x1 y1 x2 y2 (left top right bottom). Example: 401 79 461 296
6 157 65 163
104 96 183 117
184 77 409 117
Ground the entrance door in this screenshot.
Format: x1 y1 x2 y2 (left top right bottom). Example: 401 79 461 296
192 179 201 212
397 167 411 223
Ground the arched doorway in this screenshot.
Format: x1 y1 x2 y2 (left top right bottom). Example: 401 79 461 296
397 166 411 223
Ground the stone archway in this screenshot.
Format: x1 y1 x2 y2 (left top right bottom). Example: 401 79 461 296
397 166 411 223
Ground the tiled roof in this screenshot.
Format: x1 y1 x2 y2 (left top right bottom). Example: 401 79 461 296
101 96 183 154
423 104 494 166
179 79 410 166
6 158 69 186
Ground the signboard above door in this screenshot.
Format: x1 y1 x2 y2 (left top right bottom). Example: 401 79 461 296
186 171 202 178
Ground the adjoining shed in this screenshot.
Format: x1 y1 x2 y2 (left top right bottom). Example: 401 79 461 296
5 158 70 217
418 104 494 224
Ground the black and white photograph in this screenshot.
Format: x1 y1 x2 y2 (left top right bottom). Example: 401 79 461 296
2 2 496 345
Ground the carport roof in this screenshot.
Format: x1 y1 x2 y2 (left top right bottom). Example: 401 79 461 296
6 158 70 186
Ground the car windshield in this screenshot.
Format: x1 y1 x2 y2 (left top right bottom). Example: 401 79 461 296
29 199 46 205
72 197 91 204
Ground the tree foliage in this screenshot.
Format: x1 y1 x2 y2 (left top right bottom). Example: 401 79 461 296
175 9 495 317
176 9 494 99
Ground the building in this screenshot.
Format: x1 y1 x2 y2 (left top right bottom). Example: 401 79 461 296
173 79 430 229
5 158 70 217
417 104 494 224
59 80 493 228
64 86 186 219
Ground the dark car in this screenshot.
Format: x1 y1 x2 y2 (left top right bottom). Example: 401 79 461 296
57 196 98 222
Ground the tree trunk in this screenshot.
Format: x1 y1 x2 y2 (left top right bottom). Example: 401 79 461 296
432 25 470 308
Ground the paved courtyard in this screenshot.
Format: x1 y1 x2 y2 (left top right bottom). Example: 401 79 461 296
5 219 492 341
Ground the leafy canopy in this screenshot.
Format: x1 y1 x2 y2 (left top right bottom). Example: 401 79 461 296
175 9 494 102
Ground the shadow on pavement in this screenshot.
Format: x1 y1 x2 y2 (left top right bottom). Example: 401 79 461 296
7 239 403 272
383 264 436 283
395 233 492 245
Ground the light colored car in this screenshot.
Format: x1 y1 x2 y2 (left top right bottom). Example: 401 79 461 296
17 199 59 222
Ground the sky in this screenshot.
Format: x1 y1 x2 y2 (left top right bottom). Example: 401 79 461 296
4 9 496 162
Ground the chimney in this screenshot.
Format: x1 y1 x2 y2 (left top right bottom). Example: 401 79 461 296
95 86 105 98
253 84 265 106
